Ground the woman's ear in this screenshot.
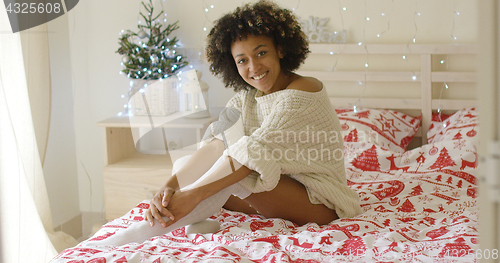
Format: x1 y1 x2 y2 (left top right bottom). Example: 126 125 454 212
278 47 284 59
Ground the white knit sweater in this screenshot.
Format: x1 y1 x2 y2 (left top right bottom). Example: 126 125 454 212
204 87 362 218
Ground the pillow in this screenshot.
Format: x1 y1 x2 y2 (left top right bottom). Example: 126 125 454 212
427 108 479 144
335 108 421 153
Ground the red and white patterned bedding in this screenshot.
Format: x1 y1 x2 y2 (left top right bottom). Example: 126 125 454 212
51 109 480 263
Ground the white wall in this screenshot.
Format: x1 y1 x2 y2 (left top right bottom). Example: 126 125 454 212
47 0 477 221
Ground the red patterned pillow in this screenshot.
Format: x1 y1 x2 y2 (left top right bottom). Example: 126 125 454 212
427 108 479 144
335 108 421 152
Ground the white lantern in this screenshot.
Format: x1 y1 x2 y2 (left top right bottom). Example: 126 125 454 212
182 70 210 118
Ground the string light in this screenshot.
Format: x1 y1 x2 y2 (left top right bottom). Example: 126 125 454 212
402 1 420 81
410 0 419 44
352 0 371 112
437 0 459 120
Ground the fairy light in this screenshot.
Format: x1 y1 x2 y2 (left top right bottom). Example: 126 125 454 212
352 0 372 112
437 0 459 119
374 0 394 39
410 0 419 45
401 1 420 81
292 0 301 11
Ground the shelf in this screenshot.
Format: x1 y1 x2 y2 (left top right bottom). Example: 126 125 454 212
105 151 172 169
97 108 223 129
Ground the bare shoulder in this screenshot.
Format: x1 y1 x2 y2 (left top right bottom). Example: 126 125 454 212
286 76 323 93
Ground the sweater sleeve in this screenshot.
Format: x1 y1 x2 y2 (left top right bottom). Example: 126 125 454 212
199 91 246 148
225 93 314 192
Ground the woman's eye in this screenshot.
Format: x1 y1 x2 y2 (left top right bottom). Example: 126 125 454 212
237 59 246 64
257 51 267 56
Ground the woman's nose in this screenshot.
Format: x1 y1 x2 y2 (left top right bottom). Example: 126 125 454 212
249 59 260 72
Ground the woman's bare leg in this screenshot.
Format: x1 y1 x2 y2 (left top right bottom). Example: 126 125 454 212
242 175 338 226
223 195 258 215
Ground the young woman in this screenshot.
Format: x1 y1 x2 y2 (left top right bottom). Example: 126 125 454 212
94 1 361 246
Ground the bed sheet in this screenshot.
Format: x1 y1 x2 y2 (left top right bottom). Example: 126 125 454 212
51 138 480 263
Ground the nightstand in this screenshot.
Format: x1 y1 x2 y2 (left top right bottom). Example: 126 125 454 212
97 109 220 220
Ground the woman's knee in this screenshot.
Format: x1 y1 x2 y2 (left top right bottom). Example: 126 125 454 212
172 155 192 175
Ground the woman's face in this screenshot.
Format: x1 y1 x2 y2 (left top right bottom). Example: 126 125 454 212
231 35 286 94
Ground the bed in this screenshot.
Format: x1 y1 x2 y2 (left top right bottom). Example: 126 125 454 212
50 44 479 262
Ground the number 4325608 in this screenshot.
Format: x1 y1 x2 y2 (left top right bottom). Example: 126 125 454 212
6 3 62 14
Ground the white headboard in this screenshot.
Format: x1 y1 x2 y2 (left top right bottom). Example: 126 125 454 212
298 43 477 145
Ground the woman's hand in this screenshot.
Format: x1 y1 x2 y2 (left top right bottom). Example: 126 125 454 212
144 186 176 227
161 189 202 228
144 186 202 228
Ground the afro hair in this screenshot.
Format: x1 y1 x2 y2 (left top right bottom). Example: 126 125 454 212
205 0 310 91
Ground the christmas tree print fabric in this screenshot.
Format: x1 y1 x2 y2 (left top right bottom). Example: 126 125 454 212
336 108 421 153
427 108 479 144
51 110 480 263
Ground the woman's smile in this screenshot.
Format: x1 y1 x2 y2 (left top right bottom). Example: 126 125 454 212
252 71 268 81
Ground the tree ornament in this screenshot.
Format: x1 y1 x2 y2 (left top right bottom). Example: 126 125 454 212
429 145 438 155
165 49 175 58
150 54 159 64
151 27 160 36
466 128 477 137
122 55 130 63
137 30 148 39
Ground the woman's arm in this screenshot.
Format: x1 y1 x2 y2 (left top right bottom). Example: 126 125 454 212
187 155 252 201
161 138 227 190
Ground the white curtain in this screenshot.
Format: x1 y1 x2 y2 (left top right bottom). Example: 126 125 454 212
0 4 76 263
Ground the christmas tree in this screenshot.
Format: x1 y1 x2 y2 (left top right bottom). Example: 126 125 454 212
409 185 423 196
453 131 463 140
117 0 188 80
351 145 380 171
397 199 416 212
429 147 456 170
344 128 358 142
